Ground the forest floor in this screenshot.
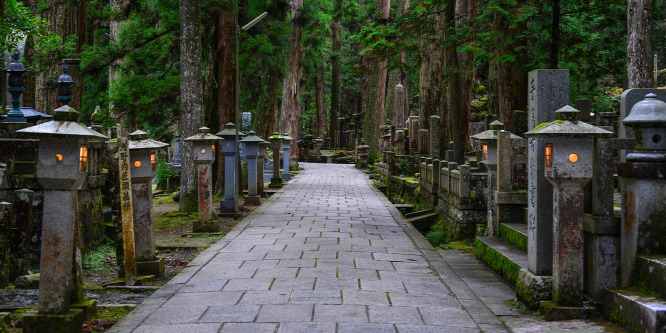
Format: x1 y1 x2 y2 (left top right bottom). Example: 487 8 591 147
0 192 261 332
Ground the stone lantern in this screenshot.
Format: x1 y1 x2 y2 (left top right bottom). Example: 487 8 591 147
471 121 520 236
129 130 168 276
315 137 324 160
258 141 269 197
216 122 242 216
269 133 283 186
57 65 75 107
184 127 222 231
281 132 293 180
525 106 612 317
4 50 29 123
618 93 666 286
240 131 265 205
17 105 106 332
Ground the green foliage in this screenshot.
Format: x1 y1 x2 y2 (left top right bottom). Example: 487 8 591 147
82 240 116 274
155 159 179 184
0 0 49 53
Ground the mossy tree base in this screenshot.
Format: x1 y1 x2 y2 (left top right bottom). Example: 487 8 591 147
22 309 84 333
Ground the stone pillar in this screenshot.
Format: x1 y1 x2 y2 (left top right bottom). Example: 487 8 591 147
394 84 405 127
132 182 155 263
11 189 33 281
418 129 429 155
269 134 283 186
221 148 237 213
281 133 293 180
408 116 418 155
429 115 441 159
258 142 268 197
197 163 213 221
0 202 11 288
574 98 591 123
526 69 569 276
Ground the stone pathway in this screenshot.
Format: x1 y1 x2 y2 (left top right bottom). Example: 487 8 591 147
113 163 611 333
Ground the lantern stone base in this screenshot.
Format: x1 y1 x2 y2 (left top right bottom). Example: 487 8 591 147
270 177 282 186
193 220 219 233
22 309 84 333
70 299 97 321
516 268 552 310
137 257 164 277
538 301 596 321
219 200 237 217
245 195 261 206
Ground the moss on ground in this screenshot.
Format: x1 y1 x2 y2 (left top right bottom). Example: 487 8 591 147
154 211 199 231
499 224 527 251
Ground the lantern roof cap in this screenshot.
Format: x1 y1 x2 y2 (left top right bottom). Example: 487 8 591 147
4 50 28 73
269 132 283 139
17 105 107 140
240 130 265 143
623 93 666 128
185 126 222 142
282 132 294 141
129 138 169 150
56 65 75 84
129 130 147 139
471 122 521 141
525 105 613 138
215 122 245 137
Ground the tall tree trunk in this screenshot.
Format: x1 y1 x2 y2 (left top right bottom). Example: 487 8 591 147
456 0 477 140
214 6 236 196
362 0 390 160
315 65 327 138
550 0 560 69
419 11 446 139
179 0 204 212
385 0 410 128
330 20 341 146
445 0 464 163
627 0 653 88
281 0 303 166
34 0 88 115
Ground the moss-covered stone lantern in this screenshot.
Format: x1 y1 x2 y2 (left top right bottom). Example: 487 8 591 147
17 105 106 332
281 132 293 180
525 105 612 318
128 130 168 276
240 131 265 205
315 137 324 160
622 93 666 162
185 127 222 231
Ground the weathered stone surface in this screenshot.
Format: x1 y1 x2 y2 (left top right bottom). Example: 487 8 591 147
603 289 666 333
516 268 552 310
527 69 569 276
429 116 441 159
619 88 666 160
137 257 165 277
538 301 595 321
635 256 666 299
197 164 213 221
132 182 155 263
574 98 592 122
22 308 84 333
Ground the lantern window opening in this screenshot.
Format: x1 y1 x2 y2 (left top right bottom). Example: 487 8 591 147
151 153 156 171
212 144 216 153
201 148 206 154
55 153 63 162
135 160 142 168
545 144 553 168
482 145 488 160
568 153 579 163
79 146 88 172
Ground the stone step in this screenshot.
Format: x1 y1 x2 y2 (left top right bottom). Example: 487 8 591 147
407 212 438 233
404 209 435 219
393 204 415 215
499 223 528 252
603 288 666 333
635 255 666 299
475 236 528 286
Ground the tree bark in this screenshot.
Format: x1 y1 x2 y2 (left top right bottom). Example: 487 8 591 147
34 0 88 115
627 0 653 88
179 0 204 212
385 0 410 128
280 0 304 166
444 0 464 164
214 6 236 196
419 10 445 138
315 64 327 138
550 0 560 69
456 0 477 141
362 0 390 160
330 19 341 146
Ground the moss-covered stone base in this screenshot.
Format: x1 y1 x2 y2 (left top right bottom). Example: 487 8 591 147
70 299 97 321
137 257 165 277
193 220 219 233
499 224 527 251
604 288 666 333
516 268 552 310
1 312 10 333
22 309 84 333
475 238 522 285
539 301 595 321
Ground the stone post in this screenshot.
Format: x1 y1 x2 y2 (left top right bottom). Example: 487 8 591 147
240 131 264 205
408 116 418 155
281 133 293 180
269 133 283 186
0 202 11 288
418 129 429 155
574 98 591 123
429 115 441 159
526 69 569 276
258 142 268 197
10 189 32 281
217 123 241 216
395 83 405 127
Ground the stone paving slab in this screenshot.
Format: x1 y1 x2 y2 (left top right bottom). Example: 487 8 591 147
111 163 625 333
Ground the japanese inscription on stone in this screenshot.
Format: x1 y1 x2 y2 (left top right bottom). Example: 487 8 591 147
117 126 137 285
